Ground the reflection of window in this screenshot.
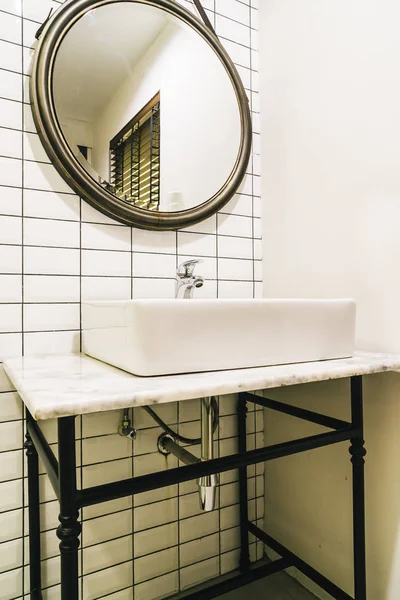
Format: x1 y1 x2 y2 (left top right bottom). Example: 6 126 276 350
110 92 160 211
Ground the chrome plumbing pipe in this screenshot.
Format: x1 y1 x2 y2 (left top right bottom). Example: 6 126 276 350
158 434 200 466
157 397 219 512
198 397 218 511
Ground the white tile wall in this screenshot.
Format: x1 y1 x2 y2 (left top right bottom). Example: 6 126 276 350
0 0 263 598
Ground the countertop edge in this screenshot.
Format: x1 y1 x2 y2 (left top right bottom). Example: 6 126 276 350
4 352 400 420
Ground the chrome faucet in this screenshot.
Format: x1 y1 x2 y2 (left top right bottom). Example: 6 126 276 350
175 259 204 299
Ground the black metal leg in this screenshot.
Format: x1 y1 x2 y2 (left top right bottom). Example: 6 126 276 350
237 394 250 572
57 417 81 600
25 411 42 600
350 376 367 600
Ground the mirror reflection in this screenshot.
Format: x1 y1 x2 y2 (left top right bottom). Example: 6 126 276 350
53 2 242 212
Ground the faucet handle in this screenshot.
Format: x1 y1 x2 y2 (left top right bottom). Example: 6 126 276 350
177 259 203 277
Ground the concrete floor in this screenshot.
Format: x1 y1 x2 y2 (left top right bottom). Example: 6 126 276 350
223 571 317 600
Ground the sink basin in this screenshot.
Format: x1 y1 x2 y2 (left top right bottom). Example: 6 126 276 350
82 298 356 376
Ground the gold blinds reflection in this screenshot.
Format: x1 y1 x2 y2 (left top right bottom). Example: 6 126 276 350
110 93 160 211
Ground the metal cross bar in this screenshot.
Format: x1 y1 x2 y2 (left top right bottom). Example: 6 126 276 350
243 392 352 430
78 427 356 508
164 558 290 600
248 523 354 600
26 414 59 499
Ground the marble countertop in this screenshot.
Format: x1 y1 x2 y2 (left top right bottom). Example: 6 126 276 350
3 352 400 420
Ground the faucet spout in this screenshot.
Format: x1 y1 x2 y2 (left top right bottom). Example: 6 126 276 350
175 259 204 299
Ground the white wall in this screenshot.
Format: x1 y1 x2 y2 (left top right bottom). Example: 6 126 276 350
92 22 241 210
59 116 93 150
260 1 400 598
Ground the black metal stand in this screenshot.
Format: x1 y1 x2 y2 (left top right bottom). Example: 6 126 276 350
350 377 367 600
237 394 250 573
56 417 81 600
25 376 367 599
25 411 42 600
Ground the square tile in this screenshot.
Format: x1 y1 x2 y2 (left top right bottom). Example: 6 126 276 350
132 229 176 254
135 572 179 600
0 215 21 244
133 252 176 279
216 14 250 46
0 567 22 599
24 330 79 355
23 131 51 162
24 303 80 332
81 276 131 301
218 280 253 298
177 231 216 257
0 448 22 482
134 547 178 584
0 156 22 186
134 522 178 558
84 511 132 548
0 185 22 216
22 17 38 49
179 511 219 544
0 11 21 43
0 419 22 451
0 244 21 273
133 278 175 299
0 69 22 102
24 189 80 221
216 1 250 26
24 160 73 193
24 217 80 248
0 391 22 421
134 498 178 532
0 507 22 543
0 332 22 358
24 275 80 302
180 533 219 568
218 214 252 237
218 236 253 259
82 250 131 277
82 561 133 600
181 556 219 590
0 127 22 159
0 478 22 512
0 39 21 72
24 246 80 275
0 304 21 332
83 535 132 575
0 1 21 16
23 0 56 23
218 258 253 281
81 222 131 252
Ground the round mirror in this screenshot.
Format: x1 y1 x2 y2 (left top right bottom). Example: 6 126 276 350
31 0 252 229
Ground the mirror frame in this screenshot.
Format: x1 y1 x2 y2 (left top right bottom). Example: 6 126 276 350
31 0 252 230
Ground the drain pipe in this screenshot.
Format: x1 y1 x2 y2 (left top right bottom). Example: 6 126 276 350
198 397 218 511
158 433 200 466
157 397 219 512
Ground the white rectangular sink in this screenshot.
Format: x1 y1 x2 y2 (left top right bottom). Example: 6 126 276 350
82 299 356 376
